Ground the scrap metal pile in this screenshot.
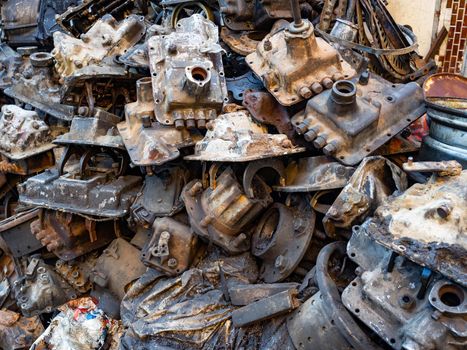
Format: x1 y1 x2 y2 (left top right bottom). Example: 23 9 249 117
0 0 465 349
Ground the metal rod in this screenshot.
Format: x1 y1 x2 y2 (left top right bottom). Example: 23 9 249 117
290 0 303 26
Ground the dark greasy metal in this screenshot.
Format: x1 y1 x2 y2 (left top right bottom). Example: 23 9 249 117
252 198 316 283
148 15 227 129
56 0 137 37
273 156 355 192
293 74 426 165
419 74 467 167
55 253 97 294
0 310 44 350
227 72 264 101
141 217 199 276
358 169 467 287
323 156 407 238
231 288 300 327
131 166 189 227
18 168 142 218
0 208 42 257
54 109 124 150
0 0 79 46
118 77 201 166
30 209 117 261
246 18 356 106
219 0 294 31
287 242 380 350
91 238 147 318
182 166 273 254
243 89 295 140
228 283 300 306
14 257 78 317
343 228 467 349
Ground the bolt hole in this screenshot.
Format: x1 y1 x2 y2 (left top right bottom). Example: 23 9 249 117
190 67 209 82
390 339 396 344
439 284 464 307
355 308 360 313
352 282 357 286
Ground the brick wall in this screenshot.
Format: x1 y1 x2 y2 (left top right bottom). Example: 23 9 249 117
438 0 467 73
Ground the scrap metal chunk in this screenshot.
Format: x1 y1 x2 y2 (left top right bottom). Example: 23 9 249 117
273 156 355 192
402 159 462 177
323 156 407 238
343 230 467 350
182 166 273 254
118 77 201 166
0 310 44 350
0 208 42 257
228 282 299 306
91 238 146 318
18 168 142 218
148 15 227 129
185 110 304 162
52 14 146 79
360 169 467 286
293 75 426 165
141 217 199 276
231 288 300 327
14 258 78 317
29 209 116 261
252 197 316 282
246 18 356 106
0 105 56 175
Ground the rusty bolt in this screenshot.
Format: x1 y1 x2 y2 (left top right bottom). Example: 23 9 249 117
189 181 203 197
304 128 318 142
74 59 83 69
321 77 334 89
311 82 323 94
323 141 339 155
197 119 206 129
296 120 310 134
313 135 327 149
186 119 196 129
399 294 415 310
299 86 312 99
263 39 272 51
168 258 178 268
437 204 452 219
275 255 289 272
175 119 185 130
359 71 370 85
